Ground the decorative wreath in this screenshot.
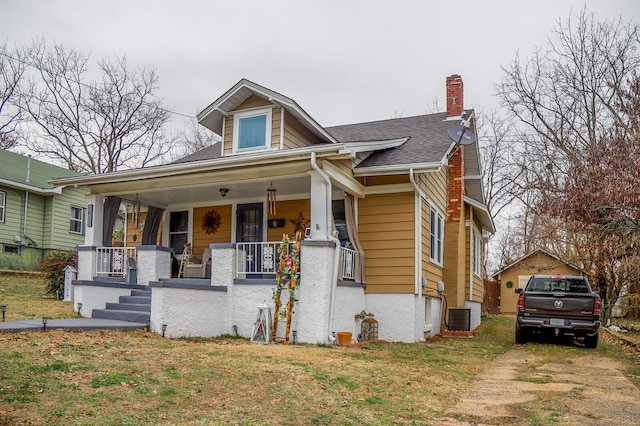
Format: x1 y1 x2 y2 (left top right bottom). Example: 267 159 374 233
506 281 514 288
201 209 221 234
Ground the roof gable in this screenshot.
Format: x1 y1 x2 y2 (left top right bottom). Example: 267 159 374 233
493 249 581 277
196 78 336 144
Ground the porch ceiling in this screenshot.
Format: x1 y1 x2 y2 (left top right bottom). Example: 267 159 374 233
112 174 317 208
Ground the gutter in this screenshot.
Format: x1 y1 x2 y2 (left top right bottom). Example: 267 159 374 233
354 161 443 177
50 144 342 187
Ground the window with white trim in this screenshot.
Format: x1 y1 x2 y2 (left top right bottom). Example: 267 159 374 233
233 108 272 152
0 191 5 222
430 207 444 264
169 211 189 255
69 206 84 234
473 232 481 276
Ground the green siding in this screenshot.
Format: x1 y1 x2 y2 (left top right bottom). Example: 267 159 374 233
0 184 87 270
49 186 88 250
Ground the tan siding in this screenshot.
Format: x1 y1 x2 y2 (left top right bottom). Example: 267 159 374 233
223 116 233 155
191 206 233 258
283 112 320 149
271 107 282 149
422 199 443 293
363 175 410 186
359 192 415 293
266 199 310 242
416 168 447 214
236 94 271 110
125 212 163 247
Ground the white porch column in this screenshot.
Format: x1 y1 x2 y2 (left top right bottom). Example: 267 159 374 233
76 246 97 281
296 240 337 344
137 246 172 286
85 194 104 247
308 170 330 240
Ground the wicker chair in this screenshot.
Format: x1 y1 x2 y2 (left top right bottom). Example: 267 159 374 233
183 247 211 278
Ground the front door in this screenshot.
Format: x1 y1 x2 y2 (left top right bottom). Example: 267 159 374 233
236 203 264 277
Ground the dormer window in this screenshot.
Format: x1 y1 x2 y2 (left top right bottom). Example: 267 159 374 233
233 107 272 152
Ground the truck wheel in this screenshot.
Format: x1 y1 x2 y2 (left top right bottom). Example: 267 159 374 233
584 332 599 348
515 326 528 344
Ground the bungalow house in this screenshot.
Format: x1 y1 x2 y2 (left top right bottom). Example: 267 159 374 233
493 249 582 314
0 149 88 271
52 75 494 343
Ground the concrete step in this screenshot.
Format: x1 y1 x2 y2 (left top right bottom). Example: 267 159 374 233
119 295 151 305
105 302 151 312
131 289 151 297
92 309 150 323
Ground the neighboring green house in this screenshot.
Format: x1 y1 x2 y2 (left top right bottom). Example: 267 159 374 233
0 149 89 270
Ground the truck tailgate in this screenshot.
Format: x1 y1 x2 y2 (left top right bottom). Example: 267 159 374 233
523 293 596 319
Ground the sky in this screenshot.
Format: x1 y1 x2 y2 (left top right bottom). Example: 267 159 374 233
2 0 639 132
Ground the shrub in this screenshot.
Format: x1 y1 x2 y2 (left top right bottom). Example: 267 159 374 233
39 250 77 299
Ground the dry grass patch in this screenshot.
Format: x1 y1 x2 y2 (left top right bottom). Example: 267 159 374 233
0 273 78 321
0 317 514 425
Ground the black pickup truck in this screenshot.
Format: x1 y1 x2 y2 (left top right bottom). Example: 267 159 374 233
515 275 601 348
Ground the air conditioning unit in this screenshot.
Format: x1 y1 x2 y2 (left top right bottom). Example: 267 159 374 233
448 308 471 331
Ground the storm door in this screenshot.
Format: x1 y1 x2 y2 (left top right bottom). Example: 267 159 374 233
236 203 264 278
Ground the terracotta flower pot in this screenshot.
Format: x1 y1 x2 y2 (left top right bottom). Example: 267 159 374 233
337 331 352 346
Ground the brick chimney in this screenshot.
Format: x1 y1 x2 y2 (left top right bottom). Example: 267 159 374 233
446 74 463 118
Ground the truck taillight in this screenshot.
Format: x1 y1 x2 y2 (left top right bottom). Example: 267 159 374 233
517 293 525 312
594 297 602 316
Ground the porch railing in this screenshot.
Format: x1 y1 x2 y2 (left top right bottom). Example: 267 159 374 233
96 246 137 278
236 242 290 278
340 246 357 280
235 242 358 281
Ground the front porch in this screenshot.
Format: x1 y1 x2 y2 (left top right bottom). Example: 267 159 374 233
73 241 365 343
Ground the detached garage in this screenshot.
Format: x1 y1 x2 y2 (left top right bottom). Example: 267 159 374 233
493 249 582 314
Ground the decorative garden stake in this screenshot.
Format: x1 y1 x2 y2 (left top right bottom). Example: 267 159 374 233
250 302 272 344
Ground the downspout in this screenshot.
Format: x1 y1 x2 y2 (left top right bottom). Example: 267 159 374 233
469 208 474 301
311 152 341 344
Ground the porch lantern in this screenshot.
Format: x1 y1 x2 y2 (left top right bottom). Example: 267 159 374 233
267 183 277 215
250 302 272 344
360 314 378 342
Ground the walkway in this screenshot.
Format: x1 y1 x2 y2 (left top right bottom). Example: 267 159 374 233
0 318 146 333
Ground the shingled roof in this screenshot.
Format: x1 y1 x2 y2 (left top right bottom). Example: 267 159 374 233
0 149 83 192
326 112 456 168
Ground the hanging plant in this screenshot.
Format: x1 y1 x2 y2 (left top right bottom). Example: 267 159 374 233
201 209 222 234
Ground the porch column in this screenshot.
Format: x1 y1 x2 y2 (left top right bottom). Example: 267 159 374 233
85 194 105 247
76 246 97 281
297 240 337 344
137 246 172 286
308 170 330 240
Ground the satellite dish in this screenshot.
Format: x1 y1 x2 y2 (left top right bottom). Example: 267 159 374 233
447 125 476 145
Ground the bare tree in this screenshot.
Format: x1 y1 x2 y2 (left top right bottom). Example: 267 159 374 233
496 8 640 320
0 41 26 149
16 40 172 173
167 117 221 162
